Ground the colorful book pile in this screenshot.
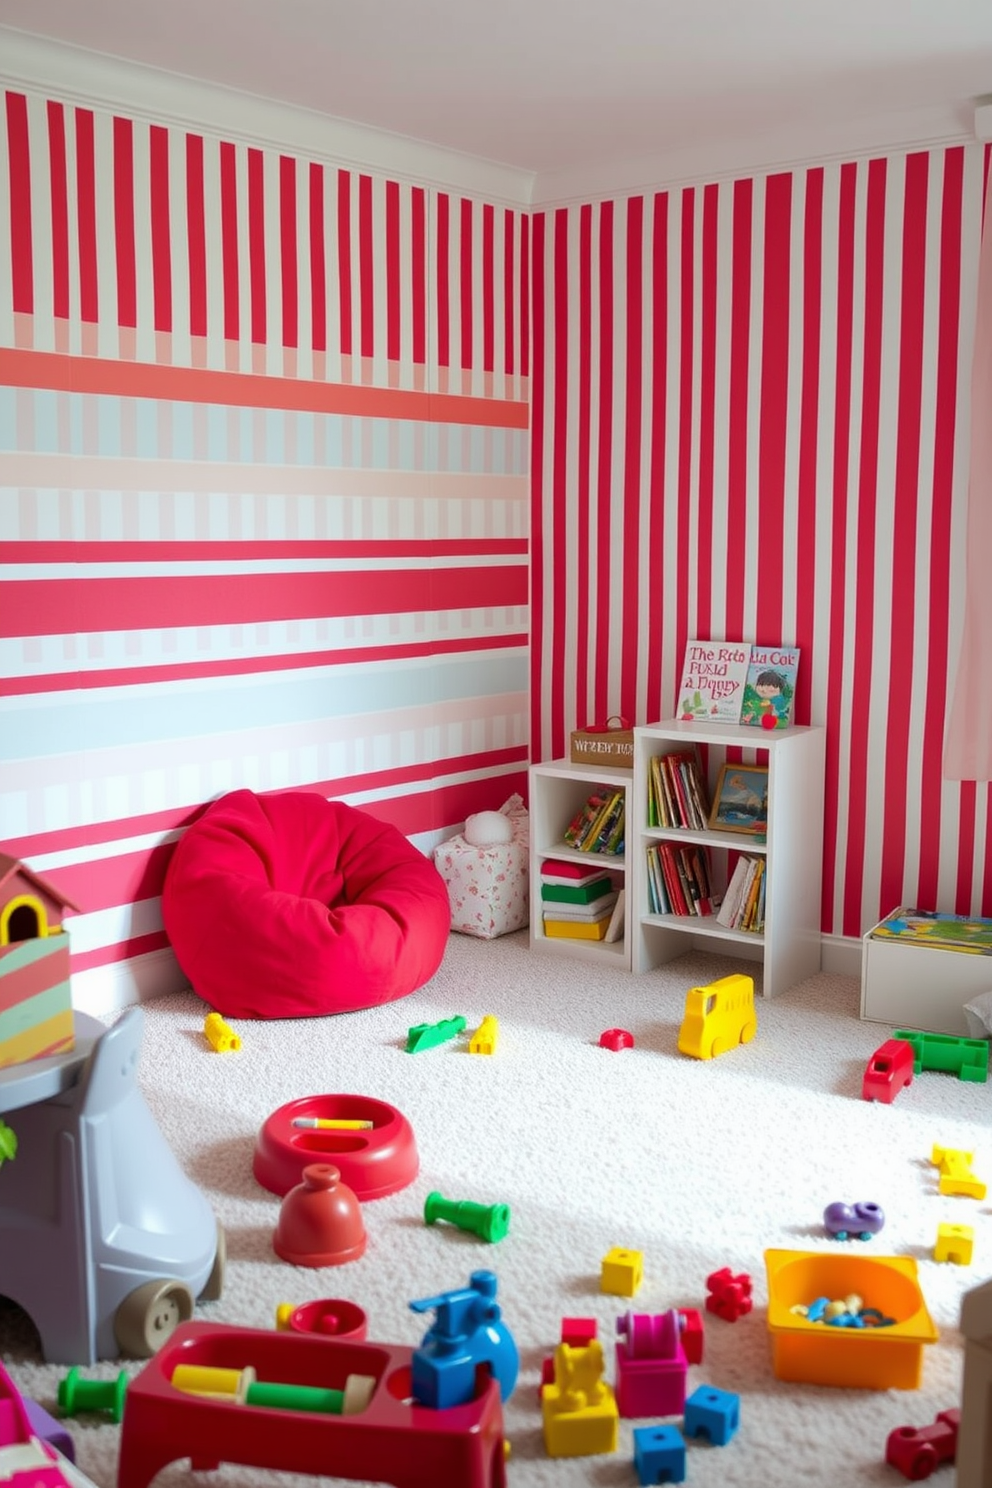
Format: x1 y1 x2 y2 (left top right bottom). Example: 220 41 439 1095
716 854 766 933
562 788 626 856
541 859 621 941
647 749 710 829
869 908 992 955
645 842 716 917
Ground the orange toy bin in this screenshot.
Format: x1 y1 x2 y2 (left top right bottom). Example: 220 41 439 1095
764 1250 938 1390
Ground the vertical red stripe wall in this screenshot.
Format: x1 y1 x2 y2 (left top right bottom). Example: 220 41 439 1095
531 145 992 940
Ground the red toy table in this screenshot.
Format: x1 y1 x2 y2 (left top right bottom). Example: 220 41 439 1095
117 1322 506 1488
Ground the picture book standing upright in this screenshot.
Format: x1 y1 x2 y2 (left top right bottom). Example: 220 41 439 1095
739 646 800 730
676 641 752 723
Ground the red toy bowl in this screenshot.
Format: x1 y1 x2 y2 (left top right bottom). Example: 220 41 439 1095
283 1299 368 1340
253 1095 419 1202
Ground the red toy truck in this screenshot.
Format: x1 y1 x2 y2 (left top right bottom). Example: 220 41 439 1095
862 1038 915 1103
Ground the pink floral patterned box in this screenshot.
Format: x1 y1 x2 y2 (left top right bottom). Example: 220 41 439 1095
432 795 530 939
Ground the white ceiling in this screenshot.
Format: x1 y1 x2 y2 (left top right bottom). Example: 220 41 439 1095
2 0 992 200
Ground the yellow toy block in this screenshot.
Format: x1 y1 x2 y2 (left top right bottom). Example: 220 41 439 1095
935 1222 974 1265
931 1145 987 1200
542 1340 618 1458
601 1246 643 1297
469 1015 499 1055
677 973 756 1060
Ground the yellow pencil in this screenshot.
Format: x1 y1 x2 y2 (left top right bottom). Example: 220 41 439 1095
292 1117 373 1130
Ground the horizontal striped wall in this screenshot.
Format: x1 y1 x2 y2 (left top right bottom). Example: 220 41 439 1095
0 86 531 1009
532 144 992 940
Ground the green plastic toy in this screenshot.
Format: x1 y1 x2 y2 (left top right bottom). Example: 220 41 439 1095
405 1015 467 1053
424 1191 511 1243
58 1366 129 1423
0 1119 17 1167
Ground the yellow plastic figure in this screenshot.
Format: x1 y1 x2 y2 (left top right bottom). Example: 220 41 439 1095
469 1015 499 1055
678 973 756 1059
203 1012 241 1053
931 1145 987 1200
542 1339 618 1458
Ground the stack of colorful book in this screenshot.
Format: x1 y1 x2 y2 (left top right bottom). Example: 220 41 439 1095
540 859 620 941
562 789 626 855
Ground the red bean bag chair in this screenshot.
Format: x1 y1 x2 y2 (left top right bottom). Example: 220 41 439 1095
162 789 451 1018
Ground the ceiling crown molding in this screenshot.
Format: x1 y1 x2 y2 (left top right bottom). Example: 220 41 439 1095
0 26 536 207
531 99 977 207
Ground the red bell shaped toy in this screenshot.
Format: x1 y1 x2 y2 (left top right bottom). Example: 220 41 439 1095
273 1163 366 1267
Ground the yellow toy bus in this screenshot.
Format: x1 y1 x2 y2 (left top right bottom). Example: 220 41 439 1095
677 973 756 1060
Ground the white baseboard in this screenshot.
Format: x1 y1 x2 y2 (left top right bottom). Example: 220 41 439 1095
71 933 866 1018
820 933 864 980
71 947 191 1018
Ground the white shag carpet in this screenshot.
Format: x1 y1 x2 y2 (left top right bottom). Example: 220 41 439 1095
2 931 989 1488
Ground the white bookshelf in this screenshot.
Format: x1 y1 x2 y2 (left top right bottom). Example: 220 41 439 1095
632 720 825 998
528 758 632 968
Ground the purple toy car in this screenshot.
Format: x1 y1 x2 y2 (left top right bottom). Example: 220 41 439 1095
823 1201 885 1241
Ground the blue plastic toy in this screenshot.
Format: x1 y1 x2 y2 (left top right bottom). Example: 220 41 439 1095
409 1269 519 1409
683 1383 741 1445
633 1423 686 1484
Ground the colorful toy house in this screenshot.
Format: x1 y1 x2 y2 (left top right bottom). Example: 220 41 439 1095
0 854 80 1069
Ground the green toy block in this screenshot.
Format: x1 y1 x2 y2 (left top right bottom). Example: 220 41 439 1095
894 1029 989 1083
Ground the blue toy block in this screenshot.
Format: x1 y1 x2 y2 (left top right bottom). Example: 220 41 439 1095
683 1383 740 1445
633 1423 686 1484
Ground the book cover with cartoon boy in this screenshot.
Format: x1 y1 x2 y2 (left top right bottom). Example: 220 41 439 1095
739 645 800 730
676 640 752 722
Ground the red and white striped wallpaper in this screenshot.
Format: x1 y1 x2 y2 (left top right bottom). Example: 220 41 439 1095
0 87 530 1007
531 143 992 939
3 71 989 1002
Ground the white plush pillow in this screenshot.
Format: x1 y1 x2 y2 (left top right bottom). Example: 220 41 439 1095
963 988 992 1039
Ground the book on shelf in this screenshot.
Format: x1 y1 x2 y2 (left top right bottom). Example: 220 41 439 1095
541 859 610 886
563 788 625 854
604 889 626 943
542 875 614 905
645 843 716 918
542 892 618 923
649 749 710 829
869 908 992 955
676 640 752 723
543 916 613 942
739 645 801 731
716 854 765 932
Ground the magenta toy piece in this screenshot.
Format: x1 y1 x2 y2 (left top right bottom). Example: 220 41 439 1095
599 1028 634 1051
117 1321 507 1488
617 1310 680 1360
615 1310 687 1419
254 1094 419 1201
